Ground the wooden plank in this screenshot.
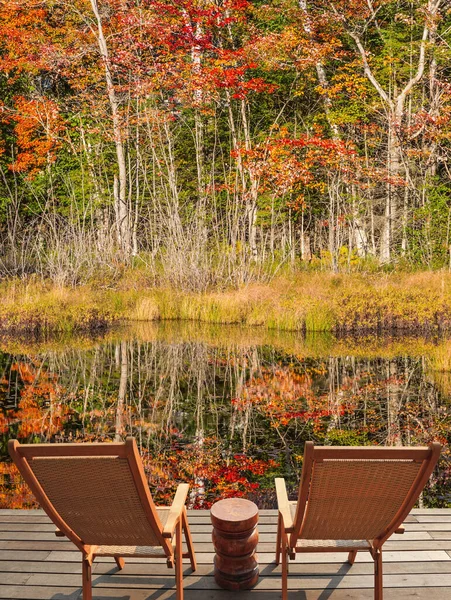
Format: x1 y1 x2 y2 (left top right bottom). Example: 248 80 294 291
0 561 83 574
386 532 432 541
291 550 451 564
5 552 450 577
3 523 439 539
0 585 82 599
0 530 434 543
0 585 451 600
0 541 447 565
10 566 451 591
0 523 56 532
0 513 422 526
0 537 451 554
0 516 51 524
0 510 45 515
91 560 451 576
415 516 451 523
382 541 451 551
4 539 451 553
0 509 446 518
21 570 451 590
44 549 451 565
0 512 261 522
2 559 438 579
144 589 451 600
269 573 451 590
0 532 69 542
410 510 451 515
4 521 435 535
0 550 51 561
404 523 451 532
0 541 78 551
23 558 450 577
0 573 31 585
429 533 451 540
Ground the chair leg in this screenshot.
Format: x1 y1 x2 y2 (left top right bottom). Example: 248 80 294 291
182 507 197 572
281 546 288 600
175 519 183 600
280 525 290 600
374 548 383 600
275 513 282 566
82 557 92 600
114 557 125 570
348 550 357 565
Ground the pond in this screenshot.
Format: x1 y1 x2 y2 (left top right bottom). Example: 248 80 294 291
1 321 450 509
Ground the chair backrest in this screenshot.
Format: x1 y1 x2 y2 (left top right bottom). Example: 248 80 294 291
292 442 441 547
8 437 171 554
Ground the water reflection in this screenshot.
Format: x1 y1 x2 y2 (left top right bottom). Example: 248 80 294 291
1 323 450 508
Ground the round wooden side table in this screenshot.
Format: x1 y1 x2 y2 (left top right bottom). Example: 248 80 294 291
210 498 259 590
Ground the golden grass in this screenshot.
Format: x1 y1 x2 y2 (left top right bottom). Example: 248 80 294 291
0 280 117 332
0 270 450 334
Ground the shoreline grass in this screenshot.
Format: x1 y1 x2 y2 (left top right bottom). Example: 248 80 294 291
0 271 451 334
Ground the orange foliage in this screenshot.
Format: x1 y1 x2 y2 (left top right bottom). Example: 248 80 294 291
236 125 362 207
141 437 276 508
8 96 63 176
234 367 335 427
0 463 38 509
4 360 71 439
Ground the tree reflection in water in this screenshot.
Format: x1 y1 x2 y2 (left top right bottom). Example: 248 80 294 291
1 324 450 508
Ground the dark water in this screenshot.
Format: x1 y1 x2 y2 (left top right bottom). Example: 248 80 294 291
1 322 450 508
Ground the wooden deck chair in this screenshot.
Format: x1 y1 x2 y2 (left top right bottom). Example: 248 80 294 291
8 437 197 600
275 442 441 600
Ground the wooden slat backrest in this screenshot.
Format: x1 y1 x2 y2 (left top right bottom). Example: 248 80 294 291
8 438 172 554
291 442 441 548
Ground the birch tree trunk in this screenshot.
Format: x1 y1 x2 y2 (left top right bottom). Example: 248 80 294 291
343 0 437 262
241 100 259 261
89 0 131 256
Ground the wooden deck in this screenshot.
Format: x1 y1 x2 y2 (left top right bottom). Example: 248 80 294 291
1 509 451 599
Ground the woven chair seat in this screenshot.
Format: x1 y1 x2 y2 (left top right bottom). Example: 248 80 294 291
295 539 370 550
96 509 172 556
96 544 168 557
289 502 370 549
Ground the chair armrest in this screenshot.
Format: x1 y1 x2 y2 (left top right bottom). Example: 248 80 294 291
163 483 189 539
395 526 405 534
55 529 65 537
275 478 294 532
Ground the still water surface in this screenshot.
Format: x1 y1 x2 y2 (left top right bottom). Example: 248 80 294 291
1 322 450 508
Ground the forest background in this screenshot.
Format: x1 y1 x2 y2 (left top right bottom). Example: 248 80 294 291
1 0 451 332
3 0 451 509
